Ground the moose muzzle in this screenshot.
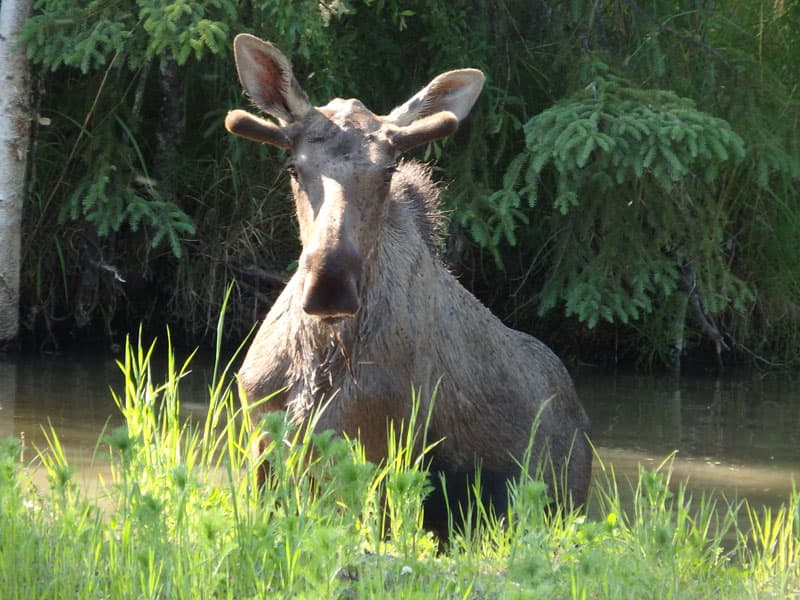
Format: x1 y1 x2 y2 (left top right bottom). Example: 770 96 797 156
299 177 363 319
300 242 362 319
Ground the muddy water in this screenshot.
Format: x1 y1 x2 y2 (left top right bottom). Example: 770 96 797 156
576 369 799 511
1 354 798 511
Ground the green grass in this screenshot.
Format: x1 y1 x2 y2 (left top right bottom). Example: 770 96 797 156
1 333 799 599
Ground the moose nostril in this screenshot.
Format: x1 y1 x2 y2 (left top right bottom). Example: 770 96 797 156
301 246 363 318
301 270 361 318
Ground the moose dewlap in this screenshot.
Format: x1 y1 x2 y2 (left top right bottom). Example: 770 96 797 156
226 34 591 533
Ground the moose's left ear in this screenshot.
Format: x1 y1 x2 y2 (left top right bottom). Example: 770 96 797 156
386 69 485 127
382 68 484 152
384 111 459 153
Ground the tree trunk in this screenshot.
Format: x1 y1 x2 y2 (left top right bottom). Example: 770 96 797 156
154 49 183 195
671 291 688 373
0 0 34 344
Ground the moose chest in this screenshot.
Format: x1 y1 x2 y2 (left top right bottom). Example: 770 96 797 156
284 339 421 464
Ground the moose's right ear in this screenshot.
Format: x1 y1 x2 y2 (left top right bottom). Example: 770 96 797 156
232 34 312 125
225 109 293 148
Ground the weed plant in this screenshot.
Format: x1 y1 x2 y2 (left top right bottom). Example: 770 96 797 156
1 334 798 598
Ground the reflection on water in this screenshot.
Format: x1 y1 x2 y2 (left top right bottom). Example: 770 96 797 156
0 351 213 489
0 361 16 441
576 370 799 511
0 354 797 509
578 371 800 468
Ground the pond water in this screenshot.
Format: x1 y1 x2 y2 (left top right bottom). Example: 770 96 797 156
1 352 798 513
576 369 799 512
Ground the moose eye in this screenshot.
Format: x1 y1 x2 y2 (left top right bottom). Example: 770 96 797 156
384 163 398 185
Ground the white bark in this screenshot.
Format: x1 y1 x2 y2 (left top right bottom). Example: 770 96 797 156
0 0 34 343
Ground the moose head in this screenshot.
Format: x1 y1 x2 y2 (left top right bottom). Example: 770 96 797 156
225 34 484 321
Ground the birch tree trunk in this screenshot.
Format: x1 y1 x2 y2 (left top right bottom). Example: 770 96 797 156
0 0 34 344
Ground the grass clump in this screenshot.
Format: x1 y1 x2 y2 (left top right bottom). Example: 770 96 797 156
1 337 799 598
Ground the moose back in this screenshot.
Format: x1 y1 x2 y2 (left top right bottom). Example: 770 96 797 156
225 34 591 527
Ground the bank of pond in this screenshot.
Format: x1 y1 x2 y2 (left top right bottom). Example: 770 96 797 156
0 343 798 598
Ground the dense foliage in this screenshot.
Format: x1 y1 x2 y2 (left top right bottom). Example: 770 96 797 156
16 0 800 367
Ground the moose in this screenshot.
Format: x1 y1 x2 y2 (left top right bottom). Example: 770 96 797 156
226 34 591 535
